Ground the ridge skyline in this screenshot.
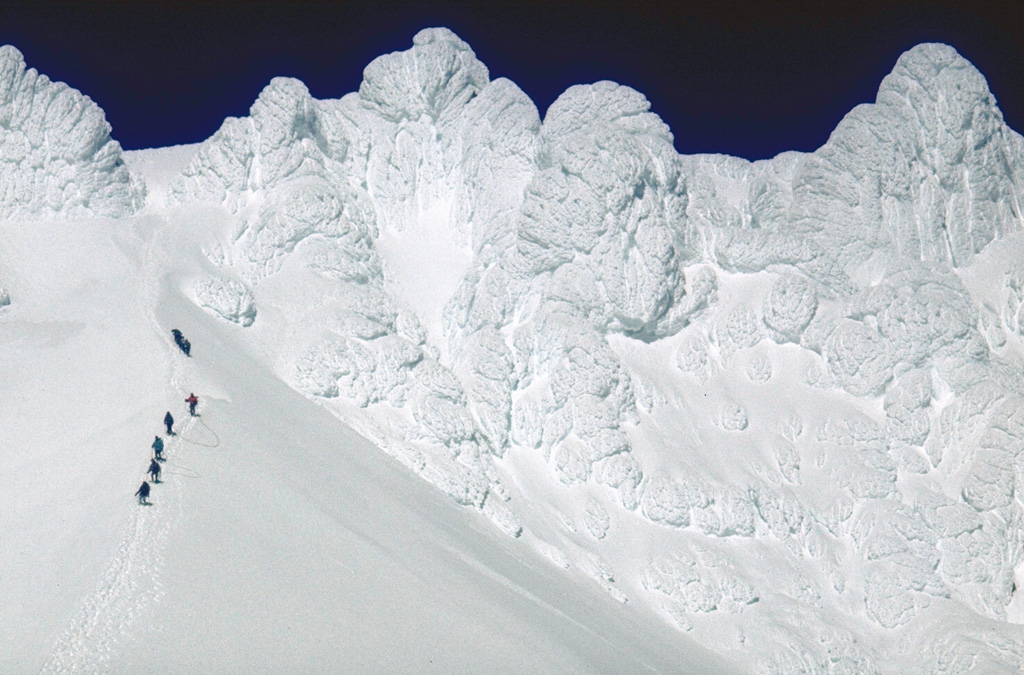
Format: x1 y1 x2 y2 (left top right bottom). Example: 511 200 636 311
0 31 1019 165
1 0 1020 159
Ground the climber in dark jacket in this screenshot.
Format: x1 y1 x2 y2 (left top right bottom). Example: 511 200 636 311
152 435 164 461
164 411 174 435
148 459 161 483
135 481 150 504
172 329 190 356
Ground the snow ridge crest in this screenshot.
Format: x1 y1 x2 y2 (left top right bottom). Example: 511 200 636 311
0 45 143 220
163 31 1024 673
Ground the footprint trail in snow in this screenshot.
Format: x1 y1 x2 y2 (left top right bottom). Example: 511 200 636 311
38 433 187 674
39 225 201 674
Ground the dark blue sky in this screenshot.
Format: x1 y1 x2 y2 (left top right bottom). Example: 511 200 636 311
1 0 1021 160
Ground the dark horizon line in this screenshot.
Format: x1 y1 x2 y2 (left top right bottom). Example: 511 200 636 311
0 1 1020 161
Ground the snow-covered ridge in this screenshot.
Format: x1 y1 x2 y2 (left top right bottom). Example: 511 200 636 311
0 45 143 219
5 28 1024 673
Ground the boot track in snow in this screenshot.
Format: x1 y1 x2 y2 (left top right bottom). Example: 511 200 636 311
40 224 206 672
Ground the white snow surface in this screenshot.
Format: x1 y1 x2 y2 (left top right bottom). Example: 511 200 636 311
0 46 143 220
3 28 1024 673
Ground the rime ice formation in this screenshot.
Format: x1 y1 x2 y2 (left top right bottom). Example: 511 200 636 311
174 28 535 536
192 275 257 326
0 46 142 219
5 31 1024 674
687 44 1024 285
166 34 1024 672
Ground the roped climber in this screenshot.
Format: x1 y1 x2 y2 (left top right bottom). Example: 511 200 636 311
148 459 162 483
164 411 174 435
135 481 150 505
186 393 199 416
172 329 191 356
152 435 164 461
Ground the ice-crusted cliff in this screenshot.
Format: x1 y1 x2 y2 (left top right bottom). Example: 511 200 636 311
6 29 1024 673
160 32 1024 672
687 44 1024 284
166 31 1024 673
0 46 143 220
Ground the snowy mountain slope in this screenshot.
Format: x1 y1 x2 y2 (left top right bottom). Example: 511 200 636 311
0 213 168 670
2 27 1024 674
0 149 733 673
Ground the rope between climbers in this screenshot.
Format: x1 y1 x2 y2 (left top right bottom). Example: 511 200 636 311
179 416 220 448
163 458 201 478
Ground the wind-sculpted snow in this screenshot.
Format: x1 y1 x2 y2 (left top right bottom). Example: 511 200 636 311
435 81 704 528
641 477 692 527
806 44 1024 269
507 313 643 506
762 274 818 343
239 177 378 282
0 45 142 219
641 546 759 627
452 325 514 451
5 25 1024 674
816 270 980 397
84 28 1024 673
686 45 1024 297
361 28 538 245
884 369 934 446
1000 263 1024 341
825 318 897 396
294 333 422 405
166 28 539 543
359 28 488 125
455 79 540 253
192 275 256 326
513 81 689 340
171 77 344 206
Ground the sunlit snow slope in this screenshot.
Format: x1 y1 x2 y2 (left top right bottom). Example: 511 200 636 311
0 144 732 673
2 27 1024 674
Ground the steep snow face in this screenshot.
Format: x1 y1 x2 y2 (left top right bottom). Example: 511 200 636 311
0 164 733 673
514 80 689 339
0 46 143 220
167 28 544 540
159 30 1024 672
6 29 1024 674
689 44 1024 290
170 77 345 204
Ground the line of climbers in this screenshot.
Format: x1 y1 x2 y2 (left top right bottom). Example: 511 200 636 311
171 328 191 357
135 328 200 505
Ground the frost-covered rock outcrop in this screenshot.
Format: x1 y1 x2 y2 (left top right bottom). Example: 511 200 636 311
514 81 689 339
0 45 142 219
170 77 347 206
192 275 256 326
690 43 1024 290
158 29 1024 674
820 44 1024 266
174 28 528 540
